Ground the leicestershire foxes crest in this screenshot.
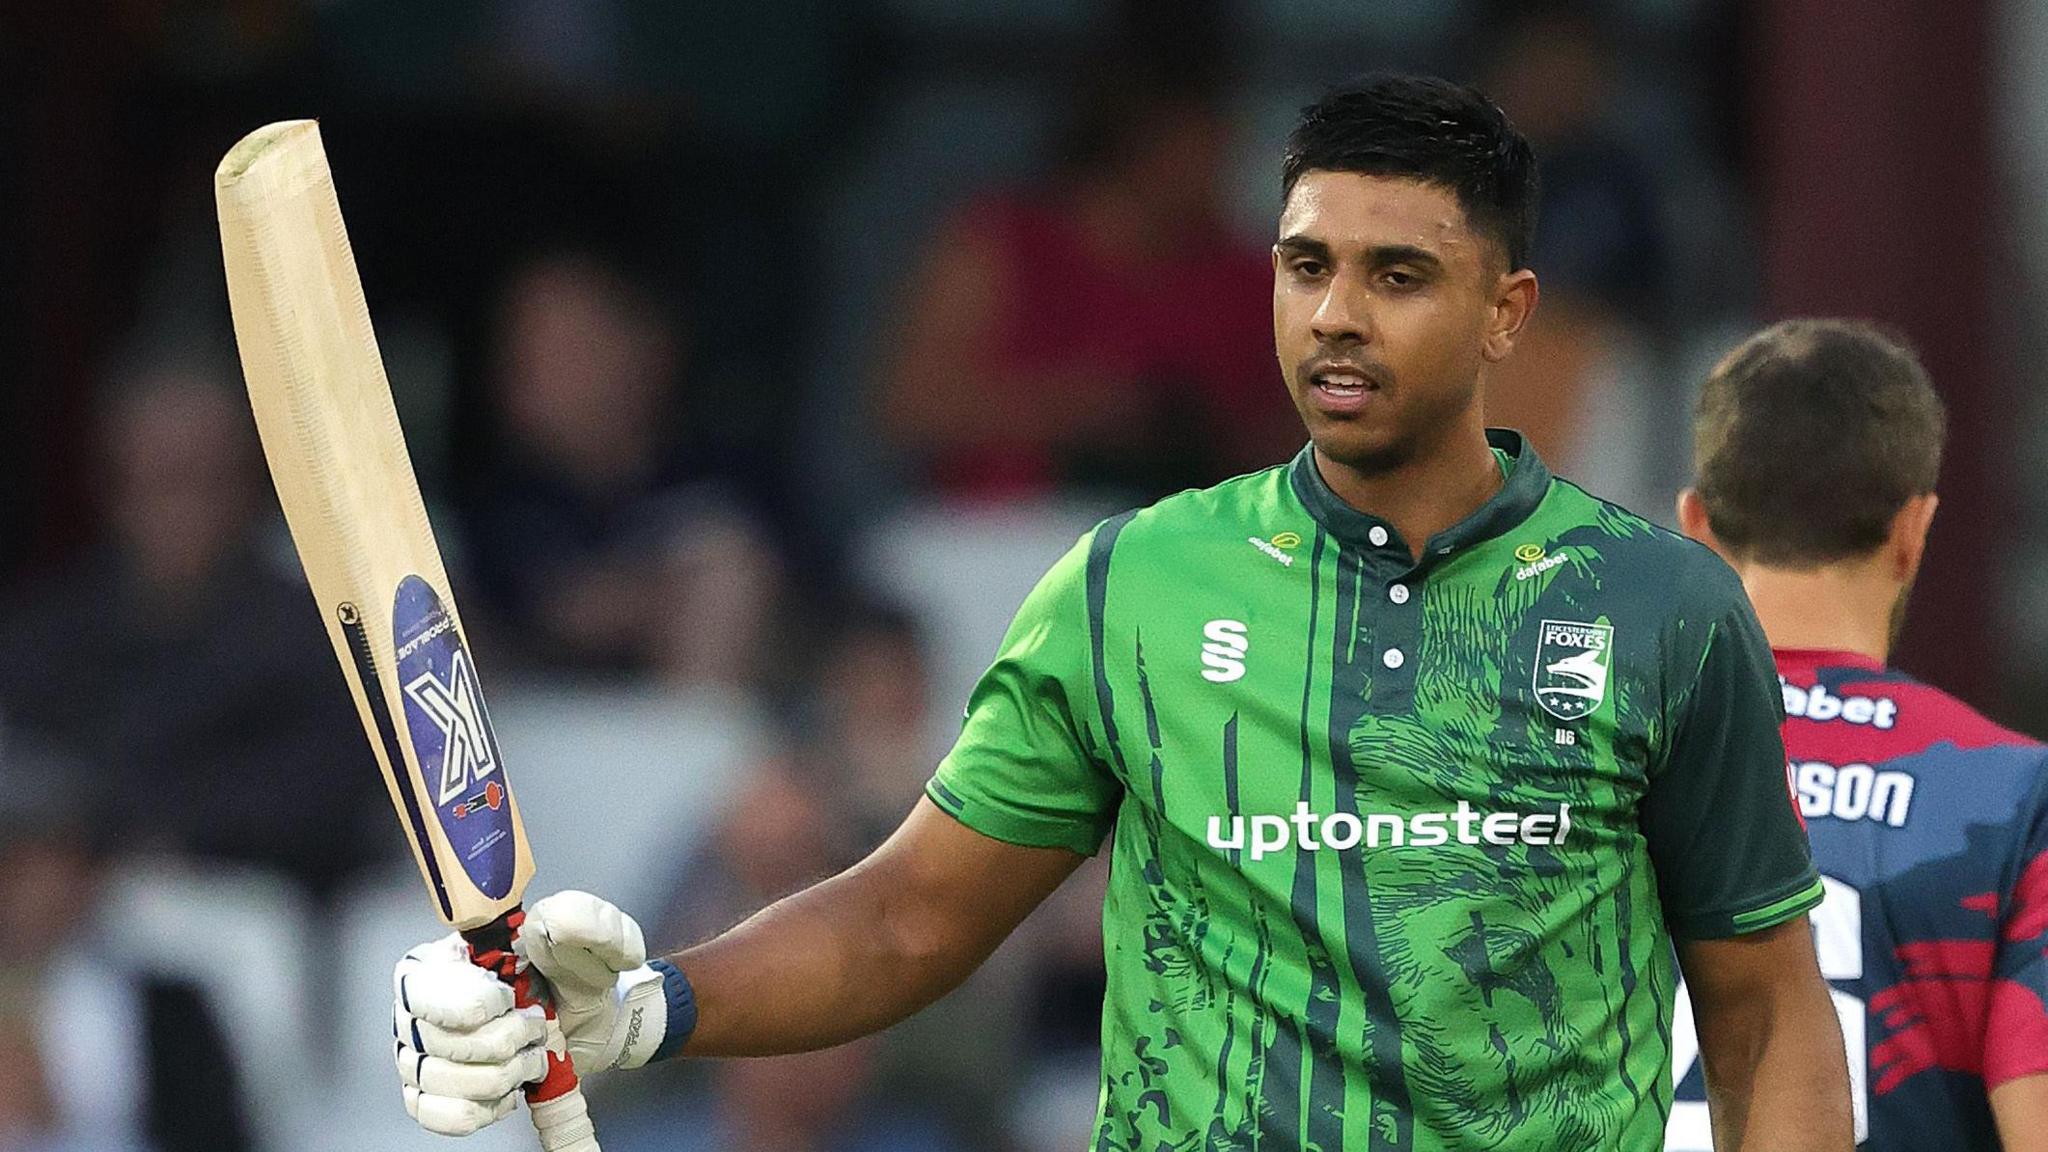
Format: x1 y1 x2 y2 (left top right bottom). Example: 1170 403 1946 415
1535 619 1613 721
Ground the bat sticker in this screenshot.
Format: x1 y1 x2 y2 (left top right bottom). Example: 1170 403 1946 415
452 780 506 820
394 575 516 899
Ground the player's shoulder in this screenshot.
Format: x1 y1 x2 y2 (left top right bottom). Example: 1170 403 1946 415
1786 657 2048 844
1823 663 2046 762
1540 477 1745 613
1034 464 1295 603
1092 462 1298 552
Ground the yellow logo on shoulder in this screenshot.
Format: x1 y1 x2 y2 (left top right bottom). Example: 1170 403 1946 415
1270 531 1302 550
1514 543 1546 564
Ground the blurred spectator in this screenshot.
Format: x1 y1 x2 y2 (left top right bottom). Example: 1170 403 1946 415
0 750 250 1152
602 1038 962 1152
630 725 999 1147
786 601 938 847
879 3 1296 503
1480 295 1661 509
757 601 1033 1133
1482 6 1668 322
658 756 861 950
0 361 396 900
613 760 968 1151
676 1040 962 1152
644 505 792 699
1006 856 1112 1152
461 245 788 682
1478 7 1670 507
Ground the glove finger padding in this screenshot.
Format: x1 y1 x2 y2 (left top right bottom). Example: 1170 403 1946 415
403 1084 519 1137
397 1044 549 1101
399 1003 550 1064
394 951 516 1031
521 891 647 1001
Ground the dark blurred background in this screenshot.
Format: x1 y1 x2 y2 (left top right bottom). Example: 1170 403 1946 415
1 0 2043 1149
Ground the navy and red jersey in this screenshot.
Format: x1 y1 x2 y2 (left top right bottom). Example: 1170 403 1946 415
1668 649 2048 1150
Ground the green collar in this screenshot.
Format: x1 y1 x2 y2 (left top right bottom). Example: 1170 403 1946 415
1287 428 1553 564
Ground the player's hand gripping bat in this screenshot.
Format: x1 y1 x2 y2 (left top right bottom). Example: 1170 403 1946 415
216 119 600 1152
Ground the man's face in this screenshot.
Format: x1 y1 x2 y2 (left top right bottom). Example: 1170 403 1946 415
1272 172 1509 473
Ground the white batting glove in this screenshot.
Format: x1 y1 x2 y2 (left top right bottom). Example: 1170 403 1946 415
391 893 677 1136
393 933 549 1135
518 891 672 1073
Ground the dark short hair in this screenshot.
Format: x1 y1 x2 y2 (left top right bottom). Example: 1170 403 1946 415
1282 74 1539 270
1693 318 1947 566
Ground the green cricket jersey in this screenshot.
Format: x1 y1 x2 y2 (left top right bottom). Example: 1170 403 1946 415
927 430 1822 1151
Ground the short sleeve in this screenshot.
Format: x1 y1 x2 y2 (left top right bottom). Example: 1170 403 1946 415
1985 759 2048 1088
925 530 1123 856
1642 557 1822 939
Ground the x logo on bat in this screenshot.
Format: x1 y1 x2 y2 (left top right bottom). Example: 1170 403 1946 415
404 650 499 805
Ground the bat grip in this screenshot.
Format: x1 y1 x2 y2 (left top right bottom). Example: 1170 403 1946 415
464 908 603 1152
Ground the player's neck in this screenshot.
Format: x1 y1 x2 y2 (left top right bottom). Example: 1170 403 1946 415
1311 429 1503 562
1733 562 1895 665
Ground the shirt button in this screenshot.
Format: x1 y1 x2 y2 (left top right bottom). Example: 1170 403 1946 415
1382 648 1405 670
1368 526 1390 547
1388 584 1410 605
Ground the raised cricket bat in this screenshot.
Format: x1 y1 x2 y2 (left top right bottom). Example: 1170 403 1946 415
215 120 599 1152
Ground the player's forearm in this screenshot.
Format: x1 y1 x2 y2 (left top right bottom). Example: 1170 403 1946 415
1991 1074 2048 1152
1700 979 1852 1151
665 856 980 1057
655 801 1082 1059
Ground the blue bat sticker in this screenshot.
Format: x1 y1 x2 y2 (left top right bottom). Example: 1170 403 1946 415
393 575 515 900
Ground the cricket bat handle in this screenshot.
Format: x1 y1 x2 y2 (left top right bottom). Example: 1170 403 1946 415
527 1090 600 1152
464 908 603 1152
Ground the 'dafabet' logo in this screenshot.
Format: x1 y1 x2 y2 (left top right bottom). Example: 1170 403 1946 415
1535 619 1613 720
1247 531 1301 567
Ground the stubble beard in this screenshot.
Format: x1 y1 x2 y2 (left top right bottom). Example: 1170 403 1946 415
1302 380 1481 481
1313 424 1416 478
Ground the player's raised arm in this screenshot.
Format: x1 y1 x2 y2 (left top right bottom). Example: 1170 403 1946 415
393 528 1121 1131
659 799 1086 1055
393 812 1085 1129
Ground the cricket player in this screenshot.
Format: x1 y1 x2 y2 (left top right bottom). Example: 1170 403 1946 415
389 75 1851 1150
1670 319 2048 1151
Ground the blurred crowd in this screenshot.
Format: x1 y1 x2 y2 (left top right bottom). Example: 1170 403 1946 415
0 1 1861 1150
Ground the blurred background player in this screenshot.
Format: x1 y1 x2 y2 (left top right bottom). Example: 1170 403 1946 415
1674 318 2048 1151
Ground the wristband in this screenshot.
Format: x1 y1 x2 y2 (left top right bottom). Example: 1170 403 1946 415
646 957 699 1062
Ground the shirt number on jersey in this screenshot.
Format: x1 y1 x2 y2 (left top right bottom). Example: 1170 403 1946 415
1666 876 1868 1148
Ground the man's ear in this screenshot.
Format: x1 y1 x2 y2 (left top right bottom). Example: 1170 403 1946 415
1481 269 1540 363
1677 488 1724 556
1886 493 1939 586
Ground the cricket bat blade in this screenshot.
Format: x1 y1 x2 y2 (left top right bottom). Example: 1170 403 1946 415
216 119 598 1152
